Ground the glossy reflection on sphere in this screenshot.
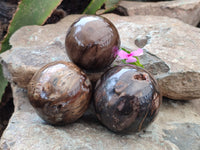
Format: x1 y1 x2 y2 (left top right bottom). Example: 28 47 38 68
65 15 120 71
94 65 162 132
28 61 92 125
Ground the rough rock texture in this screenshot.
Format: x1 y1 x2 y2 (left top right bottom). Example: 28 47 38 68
0 85 200 150
1 14 200 100
107 14 200 100
118 0 200 26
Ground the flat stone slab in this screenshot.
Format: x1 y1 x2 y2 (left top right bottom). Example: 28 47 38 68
1 14 200 100
0 85 200 150
118 0 200 26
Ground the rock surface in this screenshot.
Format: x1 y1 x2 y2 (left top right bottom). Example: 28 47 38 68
118 0 200 26
107 14 200 100
0 85 200 150
1 14 200 100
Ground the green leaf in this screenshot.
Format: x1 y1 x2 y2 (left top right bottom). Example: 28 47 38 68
130 56 144 68
0 65 8 103
0 0 63 53
1 38 12 53
122 59 126 64
104 0 121 13
121 47 130 53
83 0 106 14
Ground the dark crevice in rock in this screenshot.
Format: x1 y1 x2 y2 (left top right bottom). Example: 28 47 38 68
162 97 189 104
45 0 91 24
44 9 67 25
0 83 14 137
112 6 129 16
197 21 200 28
59 0 90 15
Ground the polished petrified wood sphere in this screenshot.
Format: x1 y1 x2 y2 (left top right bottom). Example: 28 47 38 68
65 15 120 71
94 65 162 132
28 61 92 125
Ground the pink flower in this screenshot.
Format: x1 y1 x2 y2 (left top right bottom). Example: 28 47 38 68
118 48 143 63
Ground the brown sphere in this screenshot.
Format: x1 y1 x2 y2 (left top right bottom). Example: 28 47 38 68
94 65 162 133
28 61 92 125
65 15 120 71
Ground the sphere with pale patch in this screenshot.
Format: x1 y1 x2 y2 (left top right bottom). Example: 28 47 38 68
28 61 92 125
94 65 162 132
65 15 120 71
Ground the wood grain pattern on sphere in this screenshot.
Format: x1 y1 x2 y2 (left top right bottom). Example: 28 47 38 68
65 15 120 71
28 61 92 125
94 65 162 133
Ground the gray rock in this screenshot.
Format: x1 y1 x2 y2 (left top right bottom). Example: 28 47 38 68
0 85 200 150
105 14 200 100
1 14 200 100
118 0 200 26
